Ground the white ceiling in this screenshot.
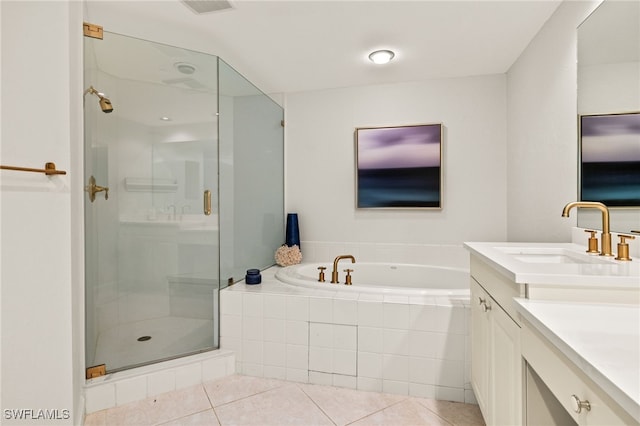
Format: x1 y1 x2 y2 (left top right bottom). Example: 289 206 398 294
86 0 563 95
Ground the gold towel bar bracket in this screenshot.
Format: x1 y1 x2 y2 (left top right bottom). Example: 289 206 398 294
0 162 67 175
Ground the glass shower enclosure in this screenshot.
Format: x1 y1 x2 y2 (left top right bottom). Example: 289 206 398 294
84 31 283 374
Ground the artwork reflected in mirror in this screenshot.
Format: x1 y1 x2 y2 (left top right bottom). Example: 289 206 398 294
580 112 640 207
355 123 442 209
577 0 640 232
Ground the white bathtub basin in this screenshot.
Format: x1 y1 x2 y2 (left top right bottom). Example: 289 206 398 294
275 262 470 296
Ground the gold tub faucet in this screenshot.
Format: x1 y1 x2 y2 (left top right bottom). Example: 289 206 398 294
331 255 356 283
562 201 613 256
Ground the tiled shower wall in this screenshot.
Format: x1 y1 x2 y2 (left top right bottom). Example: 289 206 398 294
220 269 475 404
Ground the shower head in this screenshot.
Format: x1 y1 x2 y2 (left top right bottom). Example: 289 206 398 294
84 86 114 113
98 97 113 113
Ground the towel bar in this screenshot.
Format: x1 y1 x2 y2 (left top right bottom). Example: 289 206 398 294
0 162 66 175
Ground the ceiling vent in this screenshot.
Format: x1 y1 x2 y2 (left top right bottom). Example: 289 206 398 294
182 0 233 15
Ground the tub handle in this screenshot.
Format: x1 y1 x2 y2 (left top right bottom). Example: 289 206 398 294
317 266 326 282
344 269 353 285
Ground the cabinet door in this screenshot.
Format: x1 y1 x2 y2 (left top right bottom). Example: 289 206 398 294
471 278 491 421
491 302 522 425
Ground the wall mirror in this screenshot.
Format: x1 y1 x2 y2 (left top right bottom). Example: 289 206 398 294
577 0 640 233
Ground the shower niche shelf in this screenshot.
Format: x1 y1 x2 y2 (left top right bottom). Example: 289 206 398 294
124 177 178 192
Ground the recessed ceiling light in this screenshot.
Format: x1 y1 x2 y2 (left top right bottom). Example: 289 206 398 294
368 49 395 65
160 116 172 121
174 62 197 75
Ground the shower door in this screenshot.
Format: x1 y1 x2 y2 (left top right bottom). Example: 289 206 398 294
84 32 219 373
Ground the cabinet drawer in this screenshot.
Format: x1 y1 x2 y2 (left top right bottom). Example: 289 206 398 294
521 323 635 425
471 256 524 324
470 279 490 419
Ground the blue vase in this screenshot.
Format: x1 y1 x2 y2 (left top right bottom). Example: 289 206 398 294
285 213 300 248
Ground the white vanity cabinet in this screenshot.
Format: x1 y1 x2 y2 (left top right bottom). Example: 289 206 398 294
470 256 524 426
516 299 639 426
522 320 636 425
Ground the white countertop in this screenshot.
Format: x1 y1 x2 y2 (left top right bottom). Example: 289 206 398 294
464 241 640 287
514 298 640 422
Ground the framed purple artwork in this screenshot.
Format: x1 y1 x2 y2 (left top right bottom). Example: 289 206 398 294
355 123 442 209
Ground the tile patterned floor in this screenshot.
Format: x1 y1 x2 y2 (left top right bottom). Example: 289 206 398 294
84 375 485 426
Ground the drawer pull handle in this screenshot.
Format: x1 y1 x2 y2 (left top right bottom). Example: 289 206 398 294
570 395 591 413
478 297 491 312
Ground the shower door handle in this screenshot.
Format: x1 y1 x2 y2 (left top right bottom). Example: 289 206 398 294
204 189 212 216
86 175 109 202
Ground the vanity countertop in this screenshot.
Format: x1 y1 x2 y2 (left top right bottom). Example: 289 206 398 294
514 298 640 423
464 241 640 287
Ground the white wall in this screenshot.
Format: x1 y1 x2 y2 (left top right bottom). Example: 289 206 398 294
285 75 508 246
579 61 640 114
0 1 83 424
506 0 601 242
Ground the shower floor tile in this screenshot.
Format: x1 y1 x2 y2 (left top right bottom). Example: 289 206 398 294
93 316 214 371
84 375 485 426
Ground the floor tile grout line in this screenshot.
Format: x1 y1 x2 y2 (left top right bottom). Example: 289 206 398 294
201 383 224 426
411 397 474 426
342 397 411 426
298 382 420 426
150 384 213 426
204 377 291 409
295 383 338 426
154 407 213 426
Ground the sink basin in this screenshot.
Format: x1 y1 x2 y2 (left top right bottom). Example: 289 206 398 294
514 254 588 264
494 246 610 264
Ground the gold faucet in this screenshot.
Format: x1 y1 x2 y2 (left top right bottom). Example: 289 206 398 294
562 201 613 256
331 255 355 283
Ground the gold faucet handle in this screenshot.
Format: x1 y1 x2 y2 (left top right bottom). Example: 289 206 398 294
343 269 353 285
584 229 599 254
615 234 635 261
317 266 326 282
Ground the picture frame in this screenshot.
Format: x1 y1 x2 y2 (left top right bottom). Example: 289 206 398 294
579 112 640 207
355 123 442 209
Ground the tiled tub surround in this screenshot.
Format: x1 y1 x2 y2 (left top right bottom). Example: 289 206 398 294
221 244 474 403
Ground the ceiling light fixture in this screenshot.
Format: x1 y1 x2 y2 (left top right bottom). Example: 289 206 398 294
174 62 197 75
160 116 172 121
368 49 395 65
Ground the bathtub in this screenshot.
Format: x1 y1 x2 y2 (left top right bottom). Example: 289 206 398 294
229 262 475 402
275 262 470 296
